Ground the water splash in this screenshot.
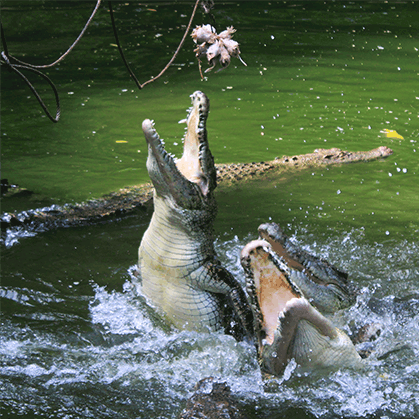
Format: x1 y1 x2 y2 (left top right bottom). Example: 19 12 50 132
214 230 419 418
1 229 418 418
1 205 64 248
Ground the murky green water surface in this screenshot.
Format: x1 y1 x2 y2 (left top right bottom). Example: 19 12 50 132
1 2 418 418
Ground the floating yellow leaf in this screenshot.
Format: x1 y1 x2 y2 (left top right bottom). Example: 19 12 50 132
380 129 404 140
116 140 128 143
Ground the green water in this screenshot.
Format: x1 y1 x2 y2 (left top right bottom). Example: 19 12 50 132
1 2 419 418
2 2 418 213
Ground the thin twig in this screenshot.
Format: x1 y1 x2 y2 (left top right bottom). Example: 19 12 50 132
111 0 200 89
140 0 200 87
0 0 200 123
1 1 102 122
7 0 102 69
8 62 61 122
1 43 61 122
108 2 143 90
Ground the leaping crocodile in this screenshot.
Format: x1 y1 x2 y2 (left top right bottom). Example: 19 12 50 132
138 91 254 340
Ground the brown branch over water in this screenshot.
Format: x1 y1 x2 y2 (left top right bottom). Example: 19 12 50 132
109 0 201 89
1 0 200 122
1 146 393 232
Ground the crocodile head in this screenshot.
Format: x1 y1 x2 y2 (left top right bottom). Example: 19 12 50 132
240 222 357 346
241 239 302 347
241 233 363 375
257 222 357 312
142 91 217 211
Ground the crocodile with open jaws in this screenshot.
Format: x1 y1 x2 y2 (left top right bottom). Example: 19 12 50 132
138 91 254 340
138 90 370 379
241 222 363 376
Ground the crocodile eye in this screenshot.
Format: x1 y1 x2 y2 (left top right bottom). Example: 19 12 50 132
327 284 347 301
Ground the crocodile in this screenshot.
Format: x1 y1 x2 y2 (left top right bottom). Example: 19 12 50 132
241 222 363 376
138 91 253 340
1 146 393 235
257 222 359 313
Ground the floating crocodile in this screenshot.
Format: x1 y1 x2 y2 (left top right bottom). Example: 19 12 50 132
241 222 363 376
137 91 254 339
1 147 393 234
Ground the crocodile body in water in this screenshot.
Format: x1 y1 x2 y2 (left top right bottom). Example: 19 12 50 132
1 147 392 234
137 91 254 339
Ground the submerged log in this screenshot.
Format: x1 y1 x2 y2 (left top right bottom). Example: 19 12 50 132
1 146 392 233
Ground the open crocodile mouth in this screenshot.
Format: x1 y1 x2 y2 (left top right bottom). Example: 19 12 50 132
257 222 357 309
241 239 302 345
142 91 216 207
